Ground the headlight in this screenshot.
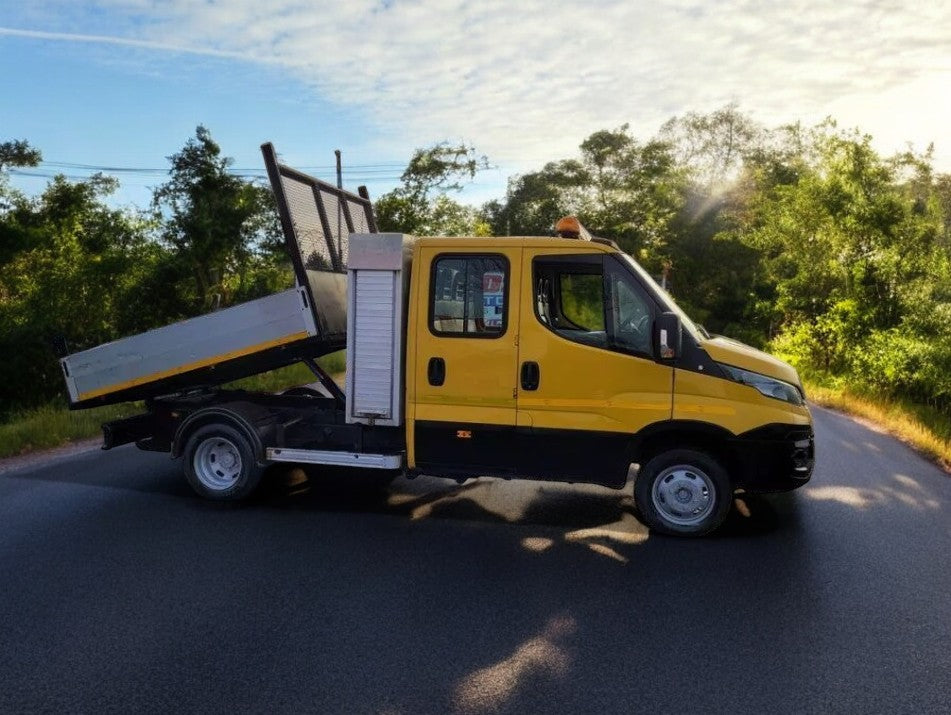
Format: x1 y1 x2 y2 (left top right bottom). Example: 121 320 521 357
717 363 804 406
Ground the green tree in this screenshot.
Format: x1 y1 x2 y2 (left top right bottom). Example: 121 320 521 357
658 103 763 190
0 139 41 173
484 159 589 237
486 125 684 259
152 125 283 311
578 126 684 255
742 126 937 324
0 139 42 254
0 172 160 410
375 142 490 236
734 122 951 408
647 107 776 341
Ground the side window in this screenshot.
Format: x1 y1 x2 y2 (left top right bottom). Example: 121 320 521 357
535 258 607 348
430 255 507 336
534 255 653 355
559 274 605 331
606 260 652 355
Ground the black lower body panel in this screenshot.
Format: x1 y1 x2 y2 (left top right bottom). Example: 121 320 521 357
414 421 631 487
731 424 815 492
413 420 815 493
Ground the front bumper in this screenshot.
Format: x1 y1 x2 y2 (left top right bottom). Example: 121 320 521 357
731 424 815 492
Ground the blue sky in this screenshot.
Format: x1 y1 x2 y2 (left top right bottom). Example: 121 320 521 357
2 1 950 210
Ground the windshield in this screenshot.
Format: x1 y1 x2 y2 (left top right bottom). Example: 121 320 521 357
616 253 704 342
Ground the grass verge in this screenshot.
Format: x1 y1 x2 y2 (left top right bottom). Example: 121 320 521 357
0 403 142 459
0 351 345 459
804 378 951 471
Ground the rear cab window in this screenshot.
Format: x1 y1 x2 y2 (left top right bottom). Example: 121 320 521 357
430 254 508 337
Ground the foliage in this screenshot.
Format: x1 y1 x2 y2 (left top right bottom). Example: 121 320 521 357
0 139 41 173
658 103 763 189
0 139 41 224
375 142 490 236
0 173 163 410
486 125 685 259
483 159 589 237
152 125 285 311
745 122 951 411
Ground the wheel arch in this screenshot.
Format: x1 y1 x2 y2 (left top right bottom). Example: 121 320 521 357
172 405 266 464
631 420 740 484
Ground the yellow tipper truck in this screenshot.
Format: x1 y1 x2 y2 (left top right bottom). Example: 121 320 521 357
62 144 814 536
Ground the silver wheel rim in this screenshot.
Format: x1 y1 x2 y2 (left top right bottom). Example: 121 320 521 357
651 464 716 527
193 437 243 491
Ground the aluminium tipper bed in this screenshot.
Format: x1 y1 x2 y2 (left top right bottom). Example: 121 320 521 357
60 142 377 409
61 287 321 407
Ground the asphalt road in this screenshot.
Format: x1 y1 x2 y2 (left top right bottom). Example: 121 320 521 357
1 405 950 714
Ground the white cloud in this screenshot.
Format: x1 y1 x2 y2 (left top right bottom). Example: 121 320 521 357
7 0 951 171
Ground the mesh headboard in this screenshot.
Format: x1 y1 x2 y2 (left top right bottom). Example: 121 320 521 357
262 142 376 273
262 142 378 338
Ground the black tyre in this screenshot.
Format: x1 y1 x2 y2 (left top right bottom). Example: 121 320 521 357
183 424 263 501
634 449 732 536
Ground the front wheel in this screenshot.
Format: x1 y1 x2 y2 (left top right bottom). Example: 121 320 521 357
634 449 732 536
183 424 263 501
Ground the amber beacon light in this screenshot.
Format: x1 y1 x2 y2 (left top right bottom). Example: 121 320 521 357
554 216 593 240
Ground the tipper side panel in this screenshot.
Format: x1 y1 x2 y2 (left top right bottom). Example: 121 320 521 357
61 287 317 407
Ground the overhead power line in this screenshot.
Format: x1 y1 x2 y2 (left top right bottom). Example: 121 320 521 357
8 159 499 191
27 158 497 176
8 167 408 185
34 160 408 174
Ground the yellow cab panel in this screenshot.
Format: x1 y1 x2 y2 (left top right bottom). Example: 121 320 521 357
409 239 522 475
514 241 674 484
672 368 811 435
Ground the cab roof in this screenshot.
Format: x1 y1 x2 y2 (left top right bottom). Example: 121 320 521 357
414 235 620 252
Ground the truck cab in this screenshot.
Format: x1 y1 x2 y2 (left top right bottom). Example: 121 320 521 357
392 233 813 534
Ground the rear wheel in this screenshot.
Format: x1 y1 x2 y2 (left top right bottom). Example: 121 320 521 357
183 424 263 501
634 449 731 536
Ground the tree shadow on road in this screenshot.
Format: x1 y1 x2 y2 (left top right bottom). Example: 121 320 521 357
253 464 799 546
256 465 633 531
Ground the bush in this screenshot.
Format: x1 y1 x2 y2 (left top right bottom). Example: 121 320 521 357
847 330 928 398
770 300 868 375
774 316 951 413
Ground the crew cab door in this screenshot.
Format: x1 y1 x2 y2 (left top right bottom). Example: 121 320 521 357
412 246 522 475
515 248 674 485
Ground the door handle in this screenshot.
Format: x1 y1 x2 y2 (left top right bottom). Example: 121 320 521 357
428 357 446 386
520 361 540 391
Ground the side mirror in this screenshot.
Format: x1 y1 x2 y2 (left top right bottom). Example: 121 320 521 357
652 312 682 363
